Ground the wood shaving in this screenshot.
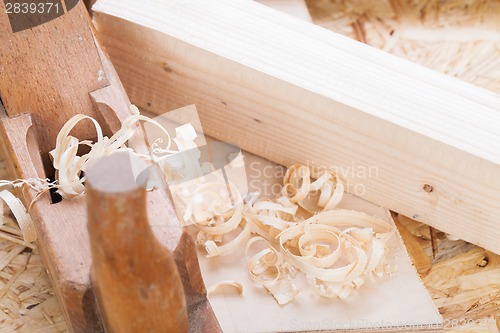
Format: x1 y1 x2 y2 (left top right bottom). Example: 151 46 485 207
245 236 299 305
180 182 251 258
49 106 172 198
283 164 344 212
207 281 243 296
0 191 36 243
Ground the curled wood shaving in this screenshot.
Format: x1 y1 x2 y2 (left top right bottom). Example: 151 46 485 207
245 236 298 305
50 106 172 198
50 114 102 197
207 281 244 296
181 182 251 258
0 191 36 243
283 164 344 213
245 198 298 241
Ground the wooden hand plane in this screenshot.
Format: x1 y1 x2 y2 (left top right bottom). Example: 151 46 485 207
0 1 219 331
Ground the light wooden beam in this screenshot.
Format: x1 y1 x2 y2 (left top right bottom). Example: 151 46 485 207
93 0 500 254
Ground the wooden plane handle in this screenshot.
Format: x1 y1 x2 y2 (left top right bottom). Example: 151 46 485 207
85 151 188 333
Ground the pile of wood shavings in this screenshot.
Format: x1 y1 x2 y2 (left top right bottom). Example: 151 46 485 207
21 109 397 305
180 164 396 304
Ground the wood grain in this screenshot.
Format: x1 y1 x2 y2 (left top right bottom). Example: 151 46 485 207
93 0 500 254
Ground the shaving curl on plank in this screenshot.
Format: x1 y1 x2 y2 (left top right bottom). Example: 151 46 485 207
245 236 299 305
277 210 395 299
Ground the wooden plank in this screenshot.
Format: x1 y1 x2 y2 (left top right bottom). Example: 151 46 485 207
92 0 500 254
